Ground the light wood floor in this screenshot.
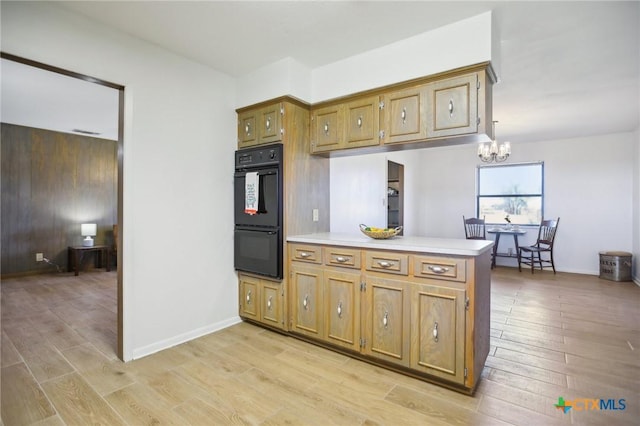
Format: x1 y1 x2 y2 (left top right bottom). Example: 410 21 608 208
2 268 639 425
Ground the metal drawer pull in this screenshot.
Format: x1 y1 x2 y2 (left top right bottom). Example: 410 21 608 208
433 322 439 342
357 116 363 128
267 296 272 310
265 117 271 130
401 107 407 123
448 99 454 116
383 311 389 328
337 302 343 318
335 256 348 263
377 261 394 268
428 265 449 274
299 252 311 258
246 290 252 304
303 295 309 310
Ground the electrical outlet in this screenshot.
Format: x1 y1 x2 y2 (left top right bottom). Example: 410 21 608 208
36 253 44 262
312 209 319 222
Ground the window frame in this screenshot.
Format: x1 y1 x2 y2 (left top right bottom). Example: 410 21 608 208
476 161 545 226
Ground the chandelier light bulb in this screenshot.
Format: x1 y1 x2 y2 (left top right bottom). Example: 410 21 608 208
478 121 511 163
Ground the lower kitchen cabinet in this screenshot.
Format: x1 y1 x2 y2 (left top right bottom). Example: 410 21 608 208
361 275 410 367
281 241 490 394
289 264 324 338
324 269 361 351
239 273 286 331
410 283 466 385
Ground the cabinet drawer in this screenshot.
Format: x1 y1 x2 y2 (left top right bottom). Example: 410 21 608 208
290 244 322 264
413 255 466 282
324 247 361 269
365 251 408 276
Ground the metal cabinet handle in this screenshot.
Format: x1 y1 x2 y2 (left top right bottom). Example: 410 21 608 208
303 295 309 310
299 252 311 258
428 265 449 274
383 311 389 328
265 117 271 130
433 321 439 342
323 122 330 135
335 256 348 263
377 261 394 268
401 107 407 123
267 296 272 310
337 301 343 318
357 116 363 128
246 290 252 304
448 99 454 116
245 123 251 135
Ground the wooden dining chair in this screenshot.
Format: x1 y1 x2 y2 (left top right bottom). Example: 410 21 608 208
463 216 486 240
518 218 560 274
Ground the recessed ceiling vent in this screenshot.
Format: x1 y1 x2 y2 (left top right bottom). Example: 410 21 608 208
72 128 101 135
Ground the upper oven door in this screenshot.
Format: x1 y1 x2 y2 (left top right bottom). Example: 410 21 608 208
234 167 280 228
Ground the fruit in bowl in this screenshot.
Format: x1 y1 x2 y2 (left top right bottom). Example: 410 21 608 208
359 224 403 239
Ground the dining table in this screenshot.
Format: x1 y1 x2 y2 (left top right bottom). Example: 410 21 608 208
487 227 527 269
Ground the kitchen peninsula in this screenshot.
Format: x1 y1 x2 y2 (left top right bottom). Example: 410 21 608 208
285 232 493 393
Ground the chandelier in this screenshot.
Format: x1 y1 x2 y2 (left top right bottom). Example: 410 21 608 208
478 121 511 163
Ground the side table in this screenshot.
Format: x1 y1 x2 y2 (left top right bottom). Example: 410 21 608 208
68 245 111 276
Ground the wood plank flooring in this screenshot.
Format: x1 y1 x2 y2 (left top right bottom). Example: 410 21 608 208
2 268 639 425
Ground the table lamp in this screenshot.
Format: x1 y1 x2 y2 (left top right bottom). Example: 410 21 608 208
81 223 97 247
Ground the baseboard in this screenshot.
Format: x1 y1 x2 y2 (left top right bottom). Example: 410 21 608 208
131 316 242 360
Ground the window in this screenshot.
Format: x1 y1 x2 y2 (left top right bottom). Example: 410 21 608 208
477 162 544 225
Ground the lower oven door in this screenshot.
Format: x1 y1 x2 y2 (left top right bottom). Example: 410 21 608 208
234 227 282 279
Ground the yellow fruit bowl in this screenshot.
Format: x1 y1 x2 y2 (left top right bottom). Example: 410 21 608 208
359 224 403 239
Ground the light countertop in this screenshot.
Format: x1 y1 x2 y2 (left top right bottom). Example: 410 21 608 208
287 233 493 256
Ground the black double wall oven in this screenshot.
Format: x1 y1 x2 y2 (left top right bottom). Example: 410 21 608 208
234 144 283 279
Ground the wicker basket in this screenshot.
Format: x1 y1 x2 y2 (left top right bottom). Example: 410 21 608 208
359 224 402 239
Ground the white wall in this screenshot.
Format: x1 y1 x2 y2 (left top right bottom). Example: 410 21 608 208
1 2 238 360
330 132 637 275
311 12 493 103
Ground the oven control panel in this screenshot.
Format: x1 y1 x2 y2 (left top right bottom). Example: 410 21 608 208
235 144 282 169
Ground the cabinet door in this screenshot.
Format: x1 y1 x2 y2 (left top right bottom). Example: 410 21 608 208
381 87 427 145
324 269 361 351
239 274 260 321
362 276 410 367
311 104 343 153
427 73 478 138
290 265 324 338
258 103 283 144
345 96 380 149
261 280 285 330
410 284 466 384
238 110 258 149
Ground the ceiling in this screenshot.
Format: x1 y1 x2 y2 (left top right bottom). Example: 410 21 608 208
2 1 638 144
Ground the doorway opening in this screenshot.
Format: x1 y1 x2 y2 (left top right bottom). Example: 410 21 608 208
387 160 404 235
0 52 125 360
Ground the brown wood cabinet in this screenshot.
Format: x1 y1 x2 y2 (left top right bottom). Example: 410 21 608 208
380 86 428 145
426 73 479 139
237 102 284 149
309 62 495 155
239 273 286 331
361 275 411 367
285 241 491 394
236 98 331 332
310 95 380 153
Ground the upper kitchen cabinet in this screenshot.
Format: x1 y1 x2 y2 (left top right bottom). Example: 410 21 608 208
311 62 495 155
380 86 428 145
311 95 380 153
426 73 478 139
237 98 311 149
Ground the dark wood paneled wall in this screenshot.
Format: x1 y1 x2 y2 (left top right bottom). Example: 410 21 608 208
1 123 117 276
